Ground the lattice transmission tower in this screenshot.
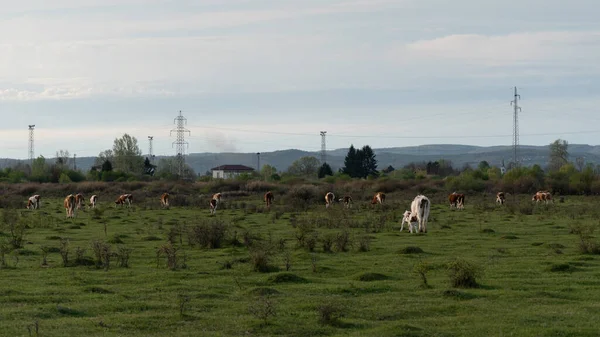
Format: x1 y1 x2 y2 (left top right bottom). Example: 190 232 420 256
170 111 191 177
320 131 327 164
148 136 154 163
510 87 521 168
28 125 35 163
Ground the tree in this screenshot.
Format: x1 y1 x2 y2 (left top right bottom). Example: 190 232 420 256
548 139 569 171
382 165 395 174
30 156 48 182
112 134 144 174
318 163 333 178
342 145 359 178
478 161 490 171
360 145 378 178
576 156 585 172
95 149 114 167
260 165 278 180
287 156 320 177
143 157 157 176
101 160 113 172
55 150 71 167
342 144 378 178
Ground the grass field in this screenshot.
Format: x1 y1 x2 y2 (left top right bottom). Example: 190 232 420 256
2 191 600 337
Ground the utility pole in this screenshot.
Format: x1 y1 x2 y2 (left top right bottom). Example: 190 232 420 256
73 154 77 170
257 152 261 172
28 125 35 164
510 87 522 168
148 136 154 163
320 131 327 164
170 110 191 177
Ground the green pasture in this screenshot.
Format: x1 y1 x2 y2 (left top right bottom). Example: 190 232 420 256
1 193 600 337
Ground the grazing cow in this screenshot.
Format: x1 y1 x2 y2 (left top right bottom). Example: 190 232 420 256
75 193 84 210
160 193 170 208
89 195 98 209
212 193 222 203
27 195 41 209
371 192 386 205
325 192 335 208
496 192 506 205
115 194 133 207
64 194 76 218
448 192 465 209
400 210 418 233
411 195 431 233
532 191 553 204
209 199 218 215
339 196 353 209
264 191 274 208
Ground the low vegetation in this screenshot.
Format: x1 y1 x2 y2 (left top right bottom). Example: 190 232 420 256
1 180 600 336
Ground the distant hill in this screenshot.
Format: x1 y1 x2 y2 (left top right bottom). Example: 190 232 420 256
3 144 600 175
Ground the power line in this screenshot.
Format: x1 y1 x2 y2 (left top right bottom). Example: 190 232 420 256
170 110 190 177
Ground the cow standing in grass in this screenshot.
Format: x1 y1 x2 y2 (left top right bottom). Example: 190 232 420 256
533 191 553 204
75 193 85 210
27 195 41 209
411 195 431 233
89 195 98 208
209 199 218 215
448 192 465 209
496 192 506 205
400 210 418 233
339 196 353 209
264 191 274 208
64 194 76 218
371 192 386 205
115 194 133 207
325 192 335 208
160 193 170 208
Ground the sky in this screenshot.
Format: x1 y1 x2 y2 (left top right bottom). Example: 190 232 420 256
1 0 599 159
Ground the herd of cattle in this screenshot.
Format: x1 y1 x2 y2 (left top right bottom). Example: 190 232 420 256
24 189 554 232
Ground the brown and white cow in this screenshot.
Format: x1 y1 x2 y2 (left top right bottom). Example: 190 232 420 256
371 192 386 205
325 192 335 208
115 194 133 207
532 191 553 204
27 195 41 209
264 191 274 208
160 193 170 208
339 195 353 209
400 210 418 233
448 192 465 210
75 193 85 210
496 192 506 205
64 194 76 218
209 199 218 215
89 195 98 208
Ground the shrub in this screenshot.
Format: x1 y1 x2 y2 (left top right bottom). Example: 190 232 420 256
446 258 481 288
91 240 111 270
334 229 351 252
399 246 424 254
248 295 277 326
250 247 274 273
414 261 431 288
157 242 179 270
358 235 371 252
188 219 227 249
116 245 133 268
317 299 344 326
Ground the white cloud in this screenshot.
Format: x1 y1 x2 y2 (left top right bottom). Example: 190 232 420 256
405 31 600 67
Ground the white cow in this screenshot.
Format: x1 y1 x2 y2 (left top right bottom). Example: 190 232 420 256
400 210 418 233
27 195 41 209
89 195 98 208
411 195 431 233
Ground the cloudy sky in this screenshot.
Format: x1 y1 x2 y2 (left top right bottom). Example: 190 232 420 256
1 0 599 159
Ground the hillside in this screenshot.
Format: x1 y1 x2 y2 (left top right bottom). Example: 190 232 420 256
3 144 600 174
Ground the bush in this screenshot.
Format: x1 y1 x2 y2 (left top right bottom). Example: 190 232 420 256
188 219 227 249
446 258 481 288
317 299 344 326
